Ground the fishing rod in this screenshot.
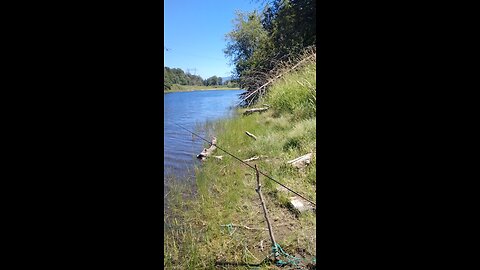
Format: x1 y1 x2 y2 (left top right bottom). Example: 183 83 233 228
174 123 316 206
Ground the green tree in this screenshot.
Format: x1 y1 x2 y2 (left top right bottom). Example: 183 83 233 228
224 0 316 93
164 66 206 88
224 11 269 80
205 76 219 86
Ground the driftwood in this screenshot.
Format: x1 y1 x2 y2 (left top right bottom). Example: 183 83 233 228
243 107 269 115
196 137 217 160
287 152 313 168
245 131 257 140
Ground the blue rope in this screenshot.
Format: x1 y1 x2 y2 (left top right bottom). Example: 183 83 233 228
220 225 316 267
271 243 316 268
223 223 234 235
272 242 301 267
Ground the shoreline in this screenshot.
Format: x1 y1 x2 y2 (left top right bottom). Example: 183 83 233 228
164 87 242 93
164 60 316 269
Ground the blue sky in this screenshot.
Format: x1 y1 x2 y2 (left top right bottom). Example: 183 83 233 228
164 0 262 79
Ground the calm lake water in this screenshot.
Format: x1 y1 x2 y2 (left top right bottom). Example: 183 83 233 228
163 89 244 196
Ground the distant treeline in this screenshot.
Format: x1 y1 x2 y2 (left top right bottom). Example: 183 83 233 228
164 67 238 90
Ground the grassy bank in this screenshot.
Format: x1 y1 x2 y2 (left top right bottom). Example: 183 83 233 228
164 60 316 269
164 84 240 93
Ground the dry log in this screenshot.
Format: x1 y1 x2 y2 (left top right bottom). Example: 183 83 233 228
196 136 217 160
287 152 313 168
245 131 257 140
243 107 269 115
213 156 223 160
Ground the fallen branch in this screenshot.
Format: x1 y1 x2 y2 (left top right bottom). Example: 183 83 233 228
287 152 313 168
243 107 269 115
243 155 268 162
245 131 257 140
243 156 260 162
220 224 268 231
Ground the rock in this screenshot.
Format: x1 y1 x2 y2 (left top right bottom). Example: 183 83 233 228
289 196 315 213
277 185 288 193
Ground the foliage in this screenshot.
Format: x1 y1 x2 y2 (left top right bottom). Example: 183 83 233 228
224 10 269 83
164 67 204 90
266 61 316 120
224 0 316 98
164 67 228 90
204 75 222 86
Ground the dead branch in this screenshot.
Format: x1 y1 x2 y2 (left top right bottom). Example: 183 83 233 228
245 131 257 140
220 224 268 231
287 152 313 168
255 164 277 259
243 155 268 162
238 53 316 106
243 107 269 115
243 156 260 162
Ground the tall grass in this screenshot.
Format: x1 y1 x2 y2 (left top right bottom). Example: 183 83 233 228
266 61 316 120
164 58 316 269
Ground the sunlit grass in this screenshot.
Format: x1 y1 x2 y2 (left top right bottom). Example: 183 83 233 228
164 62 316 269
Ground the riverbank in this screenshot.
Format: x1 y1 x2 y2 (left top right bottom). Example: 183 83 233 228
164 84 240 93
164 59 316 269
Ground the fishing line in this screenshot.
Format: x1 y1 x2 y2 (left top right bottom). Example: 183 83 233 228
174 123 316 206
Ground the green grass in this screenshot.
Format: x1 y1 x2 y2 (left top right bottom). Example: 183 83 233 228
267 62 316 120
164 61 316 269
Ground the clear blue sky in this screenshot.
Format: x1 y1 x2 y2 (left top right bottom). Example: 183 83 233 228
164 0 262 79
